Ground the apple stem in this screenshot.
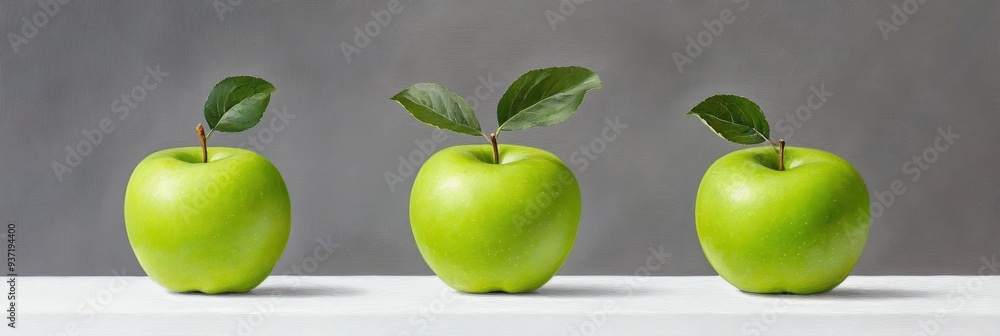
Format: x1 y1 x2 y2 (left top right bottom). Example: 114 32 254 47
489 132 499 164
196 124 208 163
777 139 785 171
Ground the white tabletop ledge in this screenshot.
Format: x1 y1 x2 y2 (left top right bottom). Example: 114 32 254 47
18 276 1000 335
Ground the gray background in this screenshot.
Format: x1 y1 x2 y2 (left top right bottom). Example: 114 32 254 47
3 1 998 277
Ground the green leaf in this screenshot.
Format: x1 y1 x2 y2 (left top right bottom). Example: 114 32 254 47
204 76 276 133
687 94 772 145
390 83 482 136
496 66 602 133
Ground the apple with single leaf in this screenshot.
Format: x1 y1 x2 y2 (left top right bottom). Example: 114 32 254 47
391 66 601 293
124 76 290 294
688 95 870 294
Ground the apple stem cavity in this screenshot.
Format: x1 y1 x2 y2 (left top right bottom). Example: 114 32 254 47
196 124 208 163
777 139 786 171
489 133 499 164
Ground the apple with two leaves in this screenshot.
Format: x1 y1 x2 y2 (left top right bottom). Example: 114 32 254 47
391 66 601 293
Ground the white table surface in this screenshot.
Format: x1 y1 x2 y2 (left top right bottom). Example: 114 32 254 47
16 276 1000 335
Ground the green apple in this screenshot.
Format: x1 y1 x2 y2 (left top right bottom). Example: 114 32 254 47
390 66 601 293
124 76 289 293
410 144 581 293
124 147 291 293
687 94 870 294
695 146 869 294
